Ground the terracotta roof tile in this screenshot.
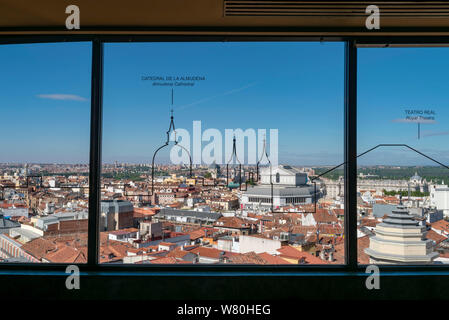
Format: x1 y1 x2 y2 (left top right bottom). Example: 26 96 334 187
277 246 325 264
426 229 448 244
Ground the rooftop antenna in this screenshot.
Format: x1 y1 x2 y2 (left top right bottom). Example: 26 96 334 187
256 135 274 212
165 88 176 144
149 89 193 197
256 134 272 182
226 136 242 190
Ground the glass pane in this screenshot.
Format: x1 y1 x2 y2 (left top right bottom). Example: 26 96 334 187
101 42 344 265
358 48 449 265
0 42 91 263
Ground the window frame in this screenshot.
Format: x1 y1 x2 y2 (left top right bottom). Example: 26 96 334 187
0 35 448 276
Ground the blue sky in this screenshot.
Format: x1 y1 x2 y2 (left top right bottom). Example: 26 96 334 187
102 42 344 165
358 48 449 166
0 42 91 164
1 42 448 166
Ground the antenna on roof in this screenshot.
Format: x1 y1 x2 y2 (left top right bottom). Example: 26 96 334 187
165 91 176 145
255 134 275 212
170 88 175 123
135 89 194 201
226 136 243 190
256 134 272 182
227 136 241 165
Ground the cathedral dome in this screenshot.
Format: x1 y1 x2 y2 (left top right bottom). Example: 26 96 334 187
410 172 422 182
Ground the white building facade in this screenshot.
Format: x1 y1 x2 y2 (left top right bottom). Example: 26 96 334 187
430 183 449 218
241 165 319 211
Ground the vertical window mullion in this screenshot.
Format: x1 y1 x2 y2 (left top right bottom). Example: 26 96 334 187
88 39 104 267
344 40 358 269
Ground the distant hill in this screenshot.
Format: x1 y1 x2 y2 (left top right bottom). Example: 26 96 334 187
313 166 449 183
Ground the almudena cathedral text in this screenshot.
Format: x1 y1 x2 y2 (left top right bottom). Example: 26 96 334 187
177 304 271 317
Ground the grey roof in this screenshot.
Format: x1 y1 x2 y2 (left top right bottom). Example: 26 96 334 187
218 236 234 241
243 185 316 197
9 227 41 240
260 165 304 176
101 200 133 214
36 211 88 229
39 216 59 223
53 211 88 220
372 203 397 218
277 165 303 174
157 208 222 221
53 212 77 219
0 214 20 230
375 205 424 230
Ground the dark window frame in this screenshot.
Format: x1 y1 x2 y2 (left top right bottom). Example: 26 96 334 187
0 35 448 277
